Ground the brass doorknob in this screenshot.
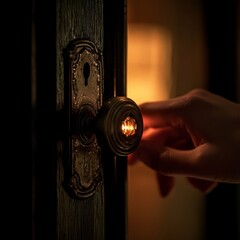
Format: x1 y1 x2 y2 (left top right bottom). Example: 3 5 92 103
95 97 143 156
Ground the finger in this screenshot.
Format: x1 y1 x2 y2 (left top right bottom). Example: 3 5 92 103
128 128 157 165
142 126 193 147
156 172 175 198
128 127 180 164
140 146 197 176
140 142 232 184
139 96 187 128
128 127 193 165
128 143 156 166
141 127 182 145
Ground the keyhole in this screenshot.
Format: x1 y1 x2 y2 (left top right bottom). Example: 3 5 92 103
83 62 90 86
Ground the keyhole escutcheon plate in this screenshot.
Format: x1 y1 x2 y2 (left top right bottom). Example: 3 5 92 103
64 39 103 199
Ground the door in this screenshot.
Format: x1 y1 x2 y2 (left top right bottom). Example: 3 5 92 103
32 0 127 239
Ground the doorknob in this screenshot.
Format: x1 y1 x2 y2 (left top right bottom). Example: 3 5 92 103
95 96 143 156
64 39 142 198
75 96 143 157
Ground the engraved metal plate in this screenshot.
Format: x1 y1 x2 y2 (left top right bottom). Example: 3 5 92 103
64 39 103 198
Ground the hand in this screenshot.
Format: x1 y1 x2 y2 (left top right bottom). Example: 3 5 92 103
128 89 240 197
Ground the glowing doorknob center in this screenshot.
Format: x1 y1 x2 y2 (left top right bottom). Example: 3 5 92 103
121 116 137 137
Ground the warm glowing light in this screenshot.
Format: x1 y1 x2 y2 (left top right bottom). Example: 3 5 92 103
127 24 172 104
121 117 137 137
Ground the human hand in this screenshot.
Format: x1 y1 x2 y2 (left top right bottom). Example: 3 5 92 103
128 89 240 197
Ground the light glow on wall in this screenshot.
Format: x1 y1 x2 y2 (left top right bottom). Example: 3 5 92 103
127 23 172 104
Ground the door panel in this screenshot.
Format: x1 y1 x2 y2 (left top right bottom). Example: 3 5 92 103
56 1 104 238
32 0 127 239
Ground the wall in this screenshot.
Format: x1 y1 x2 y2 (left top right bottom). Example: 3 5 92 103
127 0 209 239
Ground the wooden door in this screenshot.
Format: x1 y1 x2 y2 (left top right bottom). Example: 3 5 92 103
32 0 127 239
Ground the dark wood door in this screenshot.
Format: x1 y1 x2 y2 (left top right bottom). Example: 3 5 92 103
32 0 127 239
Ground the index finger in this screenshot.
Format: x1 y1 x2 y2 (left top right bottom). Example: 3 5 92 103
139 95 188 129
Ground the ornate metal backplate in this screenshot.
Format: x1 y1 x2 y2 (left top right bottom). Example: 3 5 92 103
64 39 103 198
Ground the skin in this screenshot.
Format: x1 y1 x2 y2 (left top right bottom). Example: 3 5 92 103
128 89 240 197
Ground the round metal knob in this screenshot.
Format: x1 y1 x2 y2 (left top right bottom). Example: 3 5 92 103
95 97 143 156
